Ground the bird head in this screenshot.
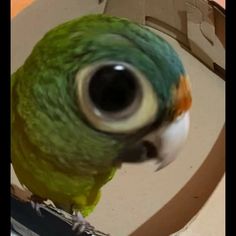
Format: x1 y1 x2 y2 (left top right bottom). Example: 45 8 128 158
12 15 192 173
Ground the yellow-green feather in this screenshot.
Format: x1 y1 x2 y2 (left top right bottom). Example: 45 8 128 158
11 14 187 216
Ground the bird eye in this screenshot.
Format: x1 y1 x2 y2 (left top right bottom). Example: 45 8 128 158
76 61 158 134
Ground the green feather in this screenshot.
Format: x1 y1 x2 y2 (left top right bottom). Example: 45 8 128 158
11 14 186 216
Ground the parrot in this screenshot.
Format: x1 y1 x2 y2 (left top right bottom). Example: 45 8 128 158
11 14 192 234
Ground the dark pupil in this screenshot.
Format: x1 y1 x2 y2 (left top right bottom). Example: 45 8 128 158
88 65 137 112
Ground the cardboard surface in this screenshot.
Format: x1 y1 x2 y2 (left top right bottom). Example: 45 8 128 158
11 0 107 73
11 1 225 235
171 175 225 236
105 0 225 76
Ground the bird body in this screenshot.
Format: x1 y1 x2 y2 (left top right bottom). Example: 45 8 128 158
11 14 192 217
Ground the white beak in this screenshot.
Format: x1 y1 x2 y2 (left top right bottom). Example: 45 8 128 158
155 111 190 171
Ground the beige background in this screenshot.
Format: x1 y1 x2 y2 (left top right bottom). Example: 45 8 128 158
11 1 225 235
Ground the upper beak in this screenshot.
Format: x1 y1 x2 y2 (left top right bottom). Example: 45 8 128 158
154 111 190 171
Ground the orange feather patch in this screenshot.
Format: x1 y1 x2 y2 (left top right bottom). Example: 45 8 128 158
172 75 192 119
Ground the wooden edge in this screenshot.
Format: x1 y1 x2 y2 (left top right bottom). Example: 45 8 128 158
209 0 225 13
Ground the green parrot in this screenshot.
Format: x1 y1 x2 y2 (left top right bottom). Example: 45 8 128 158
11 14 192 233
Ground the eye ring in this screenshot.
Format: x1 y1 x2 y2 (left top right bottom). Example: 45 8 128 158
76 61 159 134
